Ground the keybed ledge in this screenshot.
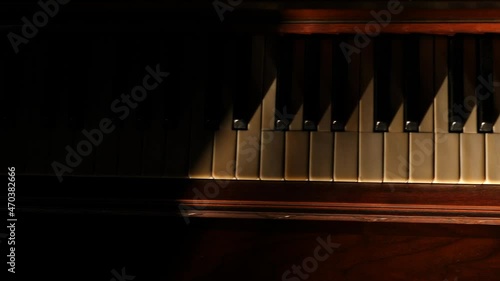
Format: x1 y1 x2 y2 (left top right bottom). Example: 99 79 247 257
20 176 500 226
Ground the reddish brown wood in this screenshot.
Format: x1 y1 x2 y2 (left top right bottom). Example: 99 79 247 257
18 177 500 226
169 220 500 281
274 23 500 35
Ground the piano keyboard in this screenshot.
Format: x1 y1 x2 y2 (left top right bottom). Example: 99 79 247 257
2 32 500 184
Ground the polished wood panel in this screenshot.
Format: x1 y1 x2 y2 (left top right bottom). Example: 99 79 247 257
15 176 500 225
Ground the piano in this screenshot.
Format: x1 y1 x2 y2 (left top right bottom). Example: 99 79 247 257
2 0 500 280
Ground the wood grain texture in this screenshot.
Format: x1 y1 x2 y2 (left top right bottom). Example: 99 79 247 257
13 176 500 225
18 213 500 280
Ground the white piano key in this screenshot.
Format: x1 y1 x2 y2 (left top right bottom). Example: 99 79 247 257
460 133 485 184
358 42 383 182
333 37 359 182
212 105 237 179
384 133 408 182
333 132 358 182
408 36 434 184
236 36 264 180
260 130 285 180
434 133 460 184
486 133 500 184
309 39 333 181
212 37 238 180
285 131 309 181
434 36 460 184
359 132 383 182
188 35 214 179
309 132 333 181
459 37 484 184
384 39 408 183
409 133 434 183
260 36 284 180
284 38 308 181
164 37 191 178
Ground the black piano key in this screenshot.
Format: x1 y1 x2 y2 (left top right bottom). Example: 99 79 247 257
373 36 392 132
231 35 252 130
403 35 421 132
303 36 321 131
275 35 294 131
448 35 465 133
476 34 495 133
331 36 349 132
204 33 226 130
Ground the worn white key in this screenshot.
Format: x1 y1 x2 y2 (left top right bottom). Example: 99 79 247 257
435 133 460 184
236 36 264 180
460 134 485 184
164 37 191 178
408 36 434 183
188 35 214 179
212 104 236 179
334 132 358 182
486 134 500 184
309 132 333 181
409 133 434 183
384 39 408 183
284 39 309 181
260 130 285 180
433 36 459 184
358 42 382 182
285 131 309 180
384 133 408 182
333 38 360 182
260 36 284 180
212 38 237 179
309 39 333 181
459 38 484 184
